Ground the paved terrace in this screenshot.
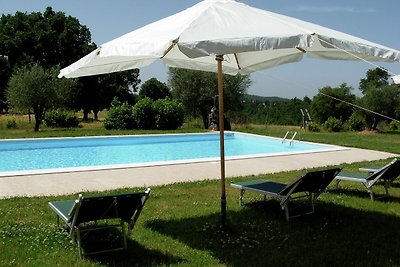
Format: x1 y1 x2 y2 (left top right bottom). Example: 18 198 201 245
0 147 397 199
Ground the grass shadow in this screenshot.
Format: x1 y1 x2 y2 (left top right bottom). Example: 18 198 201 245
66 227 183 266
389 181 400 189
329 188 400 203
146 202 400 267
87 239 183 266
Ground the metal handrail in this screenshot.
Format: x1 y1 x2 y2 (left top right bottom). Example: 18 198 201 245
282 131 290 144
289 132 297 145
283 131 297 145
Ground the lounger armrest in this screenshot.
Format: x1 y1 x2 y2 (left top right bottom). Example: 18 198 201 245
359 167 380 173
128 188 151 231
335 172 369 182
230 180 287 196
48 200 77 224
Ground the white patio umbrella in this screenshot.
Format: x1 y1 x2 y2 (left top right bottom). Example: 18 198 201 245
392 74 400 84
59 0 400 225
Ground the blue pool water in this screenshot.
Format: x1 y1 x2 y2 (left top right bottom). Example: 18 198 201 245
0 132 342 174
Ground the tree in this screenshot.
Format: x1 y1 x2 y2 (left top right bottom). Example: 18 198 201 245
358 68 400 130
139 78 171 100
0 56 11 112
0 7 94 69
0 7 95 115
7 64 76 131
310 83 356 123
360 84 400 130
359 67 390 94
0 8 141 118
75 69 141 121
169 68 250 128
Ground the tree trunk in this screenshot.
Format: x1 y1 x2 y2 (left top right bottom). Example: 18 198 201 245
199 108 209 129
34 120 40 132
33 109 43 132
93 108 99 121
372 117 379 130
83 110 90 121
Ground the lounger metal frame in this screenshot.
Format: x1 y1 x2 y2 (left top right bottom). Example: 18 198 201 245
335 159 400 200
231 168 342 221
49 188 151 257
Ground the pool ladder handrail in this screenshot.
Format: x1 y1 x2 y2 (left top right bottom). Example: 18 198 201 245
282 131 297 145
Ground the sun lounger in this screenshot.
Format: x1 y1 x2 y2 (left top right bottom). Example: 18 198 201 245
48 188 151 257
335 158 400 200
231 168 341 221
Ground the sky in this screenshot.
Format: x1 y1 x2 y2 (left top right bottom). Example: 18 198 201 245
1 0 400 99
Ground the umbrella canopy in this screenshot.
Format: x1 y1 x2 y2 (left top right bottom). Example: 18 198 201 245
58 0 399 78
392 75 400 84
58 0 400 225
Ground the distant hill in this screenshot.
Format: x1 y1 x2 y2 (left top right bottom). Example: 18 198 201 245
244 94 289 102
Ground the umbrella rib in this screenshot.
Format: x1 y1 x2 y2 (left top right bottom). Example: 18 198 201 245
296 47 307 53
161 41 177 59
234 53 241 70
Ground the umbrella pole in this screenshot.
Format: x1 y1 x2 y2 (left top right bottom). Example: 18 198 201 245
216 55 226 226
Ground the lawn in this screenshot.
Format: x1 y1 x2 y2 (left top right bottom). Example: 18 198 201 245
0 117 399 266
1 166 400 266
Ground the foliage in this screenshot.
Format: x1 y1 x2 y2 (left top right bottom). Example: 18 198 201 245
389 120 400 131
0 6 94 108
44 109 79 128
357 67 400 131
73 69 141 121
5 117 16 129
238 97 311 126
152 98 184 130
103 99 136 130
169 68 250 129
132 97 155 130
310 83 356 124
324 117 343 132
0 56 11 112
0 7 94 69
359 67 390 94
140 78 171 101
307 121 320 132
105 98 184 131
359 84 400 130
6 64 76 131
347 112 365 131
0 7 141 120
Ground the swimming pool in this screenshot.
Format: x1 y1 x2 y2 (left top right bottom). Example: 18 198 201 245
0 132 344 176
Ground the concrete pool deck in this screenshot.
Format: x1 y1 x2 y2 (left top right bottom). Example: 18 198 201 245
0 147 397 199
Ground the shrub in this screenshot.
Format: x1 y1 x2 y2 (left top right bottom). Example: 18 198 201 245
104 100 135 130
132 98 155 130
347 113 365 131
389 120 400 131
324 117 343 132
307 122 320 132
44 109 80 128
152 99 184 130
6 118 17 129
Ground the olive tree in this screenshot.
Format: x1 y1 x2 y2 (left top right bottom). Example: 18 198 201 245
139 78 171 101
358 68 400 130
169 68 250 128
360 84 400 130
310 83 356 124
7 64 76 131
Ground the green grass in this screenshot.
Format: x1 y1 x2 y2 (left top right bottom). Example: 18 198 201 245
234 124 400 154
0 119 400 266
1 169 400 266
